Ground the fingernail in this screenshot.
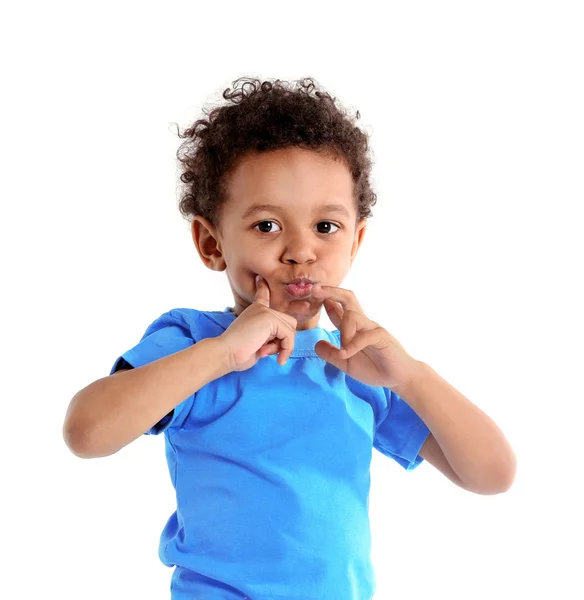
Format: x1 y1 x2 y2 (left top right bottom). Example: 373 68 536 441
256 275 262 285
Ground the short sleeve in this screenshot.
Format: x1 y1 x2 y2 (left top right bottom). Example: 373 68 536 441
109 310 198 436
373 387 431 471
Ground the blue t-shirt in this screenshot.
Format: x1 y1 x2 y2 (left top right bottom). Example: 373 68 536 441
110 308 431 600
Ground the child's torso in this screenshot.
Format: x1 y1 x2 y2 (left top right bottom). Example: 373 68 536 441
160 310 382 599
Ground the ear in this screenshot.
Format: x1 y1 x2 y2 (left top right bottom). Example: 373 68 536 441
350 218 367 264
191 216 226 271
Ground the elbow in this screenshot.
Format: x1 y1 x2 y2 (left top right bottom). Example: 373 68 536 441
63 415 96 459
482 473 515 495
63 421 118 459
63 399 99 459
63 388 111 459
469 452 517 495
496 454 517 494
495 446 518 494
63 423 88 458
63 413 125 459
63 391 91 458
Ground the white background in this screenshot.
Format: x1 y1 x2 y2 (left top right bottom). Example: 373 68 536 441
2 1 583 598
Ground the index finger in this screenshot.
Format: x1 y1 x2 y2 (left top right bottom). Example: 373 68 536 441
253 275 270 307
311 284 364 313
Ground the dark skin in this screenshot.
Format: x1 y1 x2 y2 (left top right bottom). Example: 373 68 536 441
189 148 516 494
191 147 367 330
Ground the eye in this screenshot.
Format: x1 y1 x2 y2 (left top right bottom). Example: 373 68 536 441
315 221 340 235
254 220 281 233
253 220 341 235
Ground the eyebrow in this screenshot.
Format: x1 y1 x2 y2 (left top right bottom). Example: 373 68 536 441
241 203 351 219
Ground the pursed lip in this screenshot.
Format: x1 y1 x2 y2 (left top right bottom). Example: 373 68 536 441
286 278 316 285
284 279 315 299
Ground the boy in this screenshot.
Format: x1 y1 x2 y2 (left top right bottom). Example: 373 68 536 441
63 77 516 600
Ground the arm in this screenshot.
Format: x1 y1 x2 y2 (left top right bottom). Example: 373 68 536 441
401 361 516 495
62 337 230 459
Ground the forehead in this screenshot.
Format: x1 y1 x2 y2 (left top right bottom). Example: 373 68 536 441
223 147 355 217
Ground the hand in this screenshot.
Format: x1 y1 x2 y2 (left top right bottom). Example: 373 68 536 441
219 276 298 372
311 284 423 391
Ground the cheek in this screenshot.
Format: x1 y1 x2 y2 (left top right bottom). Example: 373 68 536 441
228 252 270 282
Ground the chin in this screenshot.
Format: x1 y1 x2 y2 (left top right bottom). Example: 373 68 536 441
282 297 322 315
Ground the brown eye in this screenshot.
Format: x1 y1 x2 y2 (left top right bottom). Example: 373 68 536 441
254 221 281 233
316 222 339 234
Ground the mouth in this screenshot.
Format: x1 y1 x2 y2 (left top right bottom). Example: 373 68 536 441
287 278 315 286
284 278 316 299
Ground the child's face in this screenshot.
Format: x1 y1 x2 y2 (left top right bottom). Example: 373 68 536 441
192 147 367 330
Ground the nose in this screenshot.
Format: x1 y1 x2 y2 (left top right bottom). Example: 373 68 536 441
281 230 317 264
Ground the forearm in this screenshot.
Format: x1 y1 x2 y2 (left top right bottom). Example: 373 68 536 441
63 337 230 458
399 361 516 493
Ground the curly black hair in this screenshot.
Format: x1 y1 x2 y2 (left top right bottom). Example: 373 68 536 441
173 76 377 230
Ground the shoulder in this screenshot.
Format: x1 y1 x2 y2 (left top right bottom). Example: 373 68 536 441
145 307 234 343
142 307 205 341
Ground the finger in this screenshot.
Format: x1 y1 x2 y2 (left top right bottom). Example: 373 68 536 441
277 331 294 366
311 284 364 314
339 310 378 352
322 298 343 329
339 309 359 351
258 341 279 358
277 318 298 366
340 327 383 359
314 340 349 372
275 310 298 331
254 275 270 307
